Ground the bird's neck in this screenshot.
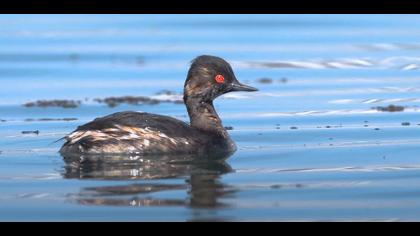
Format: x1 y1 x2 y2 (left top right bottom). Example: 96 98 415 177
185 97 228 137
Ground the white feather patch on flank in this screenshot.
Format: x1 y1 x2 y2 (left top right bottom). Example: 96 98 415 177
157 132 178 144
128 133 140 138
116 125 179 145
102 128 120 132
66 124 184 147
68 131 89 144
67 130 111 144
120 132 141 140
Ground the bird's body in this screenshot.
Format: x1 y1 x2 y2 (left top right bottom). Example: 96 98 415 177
60 111 235 155
60 55 257 157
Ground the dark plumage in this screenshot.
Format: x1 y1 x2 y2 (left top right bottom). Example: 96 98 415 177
60 55 258 156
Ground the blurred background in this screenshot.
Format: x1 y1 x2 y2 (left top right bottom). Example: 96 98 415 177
2 14 420 221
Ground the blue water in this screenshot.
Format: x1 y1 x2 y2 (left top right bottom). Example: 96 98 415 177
2 14 420 221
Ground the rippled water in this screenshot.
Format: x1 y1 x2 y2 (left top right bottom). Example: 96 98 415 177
2 14 420 221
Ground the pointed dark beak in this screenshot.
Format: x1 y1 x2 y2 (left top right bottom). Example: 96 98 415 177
230 82 258 92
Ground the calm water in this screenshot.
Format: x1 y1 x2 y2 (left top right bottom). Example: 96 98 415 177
2 14 420 221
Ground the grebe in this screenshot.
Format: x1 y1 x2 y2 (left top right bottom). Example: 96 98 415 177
59 55 257 156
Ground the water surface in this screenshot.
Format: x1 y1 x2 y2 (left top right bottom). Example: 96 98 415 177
1 14 420 221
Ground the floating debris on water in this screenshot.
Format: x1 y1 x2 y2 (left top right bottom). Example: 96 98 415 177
257 78 273 84
364 125 369 127
402 122 411 126
0 119 6 122
69 53 80 62
136 57 145 66
270 184 282 189
290 126 298 129
23 95 185 109
94 95 184 107
154 90 180 96
94 96 160 107
24 100 81 108
374 128 381 130
24 118 78 122
224 126 234 130
21 130 39 135
323 125 343 128
374 105 405 112
278 77 288 83
41 118 77 121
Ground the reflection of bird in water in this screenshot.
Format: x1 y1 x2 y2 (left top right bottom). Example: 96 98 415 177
62 152 232 180
62 153 237 209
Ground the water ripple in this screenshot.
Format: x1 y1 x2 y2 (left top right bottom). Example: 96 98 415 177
244 56 420 71
237 164 420 174
329 98 420 104
226 107 420 118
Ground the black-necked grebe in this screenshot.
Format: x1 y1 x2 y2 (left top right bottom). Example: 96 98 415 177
59 55 258 156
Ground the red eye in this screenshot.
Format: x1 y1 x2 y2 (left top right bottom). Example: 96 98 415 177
215 74 225 84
